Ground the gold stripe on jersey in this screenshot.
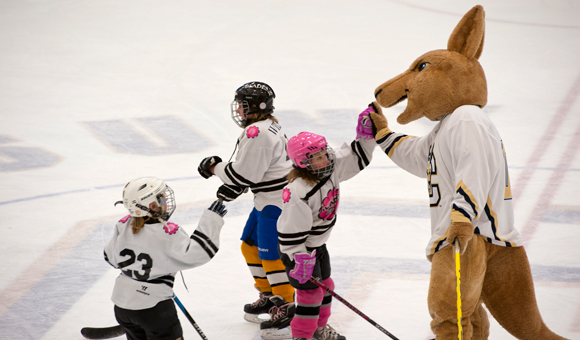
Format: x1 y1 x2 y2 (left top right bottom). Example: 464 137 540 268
501 142 513 200
484 197 516 247
451 210 471 224
375 127 392 141
387 135 413 158
504 179 513 200
430 234 447 255
455 180 479 220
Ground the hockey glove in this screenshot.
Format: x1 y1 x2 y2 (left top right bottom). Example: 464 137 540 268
216 184 248 202
198 156 222 179
289 250 317 284
208 199 227 217
367 101 391 140
446 221 474 254
356 104 376 140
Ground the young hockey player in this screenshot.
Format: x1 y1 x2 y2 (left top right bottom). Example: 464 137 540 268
104 177 227 340
276 104 377 340
197 81 295 332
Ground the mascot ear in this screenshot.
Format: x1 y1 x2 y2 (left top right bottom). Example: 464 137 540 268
447 5 485 60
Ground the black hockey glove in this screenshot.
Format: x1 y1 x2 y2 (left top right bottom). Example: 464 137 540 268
198 156 222 179
208 199 227 217
217 184 247 202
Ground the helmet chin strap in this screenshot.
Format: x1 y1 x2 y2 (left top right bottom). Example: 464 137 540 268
157 217 169 228
243 113 260 127
135 203 169 226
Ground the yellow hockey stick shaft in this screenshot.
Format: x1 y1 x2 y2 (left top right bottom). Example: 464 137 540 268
454 240 463 340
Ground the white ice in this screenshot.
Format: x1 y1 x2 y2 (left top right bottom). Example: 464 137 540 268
0 1 579 339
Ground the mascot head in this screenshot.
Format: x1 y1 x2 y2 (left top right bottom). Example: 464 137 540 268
374 5 487 125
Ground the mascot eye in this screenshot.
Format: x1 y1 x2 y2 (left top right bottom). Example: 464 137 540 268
418 62 430 71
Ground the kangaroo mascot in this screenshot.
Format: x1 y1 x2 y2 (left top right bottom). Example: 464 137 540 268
368 5 567 340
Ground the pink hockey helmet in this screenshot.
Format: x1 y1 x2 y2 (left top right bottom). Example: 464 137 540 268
287 132 335 178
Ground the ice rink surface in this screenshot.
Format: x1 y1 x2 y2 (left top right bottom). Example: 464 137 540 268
0 0 579 339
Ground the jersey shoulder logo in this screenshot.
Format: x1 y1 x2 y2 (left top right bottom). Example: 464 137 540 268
164 222 179 235
268 122 282 135
246 126 260 139
282 188 291 203
318 188 339 220
119 215 131 223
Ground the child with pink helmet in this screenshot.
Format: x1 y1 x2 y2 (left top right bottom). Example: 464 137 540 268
276 103 378 340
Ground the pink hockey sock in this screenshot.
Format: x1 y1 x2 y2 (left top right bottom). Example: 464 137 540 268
291 288 324 339
318 277 335 328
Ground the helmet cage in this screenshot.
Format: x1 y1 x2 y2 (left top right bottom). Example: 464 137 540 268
230 99 250 128
152 185 175 221
304 146 336 179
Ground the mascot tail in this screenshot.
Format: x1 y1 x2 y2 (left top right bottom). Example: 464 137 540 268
482 246 568 340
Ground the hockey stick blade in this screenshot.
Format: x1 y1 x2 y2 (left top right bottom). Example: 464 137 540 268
81 325 125 339
309 278 399 340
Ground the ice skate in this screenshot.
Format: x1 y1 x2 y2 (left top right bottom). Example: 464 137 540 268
312 324 346 340
244 291 274 324
260 295 295 339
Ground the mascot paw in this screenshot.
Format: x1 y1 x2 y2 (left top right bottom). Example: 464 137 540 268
368 101 390 140
447 221 474 254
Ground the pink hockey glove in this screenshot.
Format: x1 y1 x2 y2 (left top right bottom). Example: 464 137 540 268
290 250 317 284
356 104 376 140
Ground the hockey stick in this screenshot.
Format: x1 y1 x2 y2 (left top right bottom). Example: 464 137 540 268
173 295 209 340
80 296 209 340
454 240 463 340
80 325 125 339
309 278 399 340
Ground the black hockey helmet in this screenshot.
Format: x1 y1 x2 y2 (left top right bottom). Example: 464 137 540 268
231 81 275 127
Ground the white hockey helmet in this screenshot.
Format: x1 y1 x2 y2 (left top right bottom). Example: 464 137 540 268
116 177 176 220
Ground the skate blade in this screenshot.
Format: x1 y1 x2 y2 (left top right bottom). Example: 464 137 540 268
244 312 271 324
260 327 291 340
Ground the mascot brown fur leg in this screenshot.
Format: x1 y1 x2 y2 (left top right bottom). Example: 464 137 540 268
428 235 487 339
471 301 489 340
481 245 568 340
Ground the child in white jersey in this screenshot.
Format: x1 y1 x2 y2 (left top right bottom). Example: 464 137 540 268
197 81 296 333
104 177 227 340
277 104 377 340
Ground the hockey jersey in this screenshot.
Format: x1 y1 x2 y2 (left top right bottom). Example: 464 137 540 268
213 119 292 211
104 209 224 310
277 138 375 260
376 105 523 256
